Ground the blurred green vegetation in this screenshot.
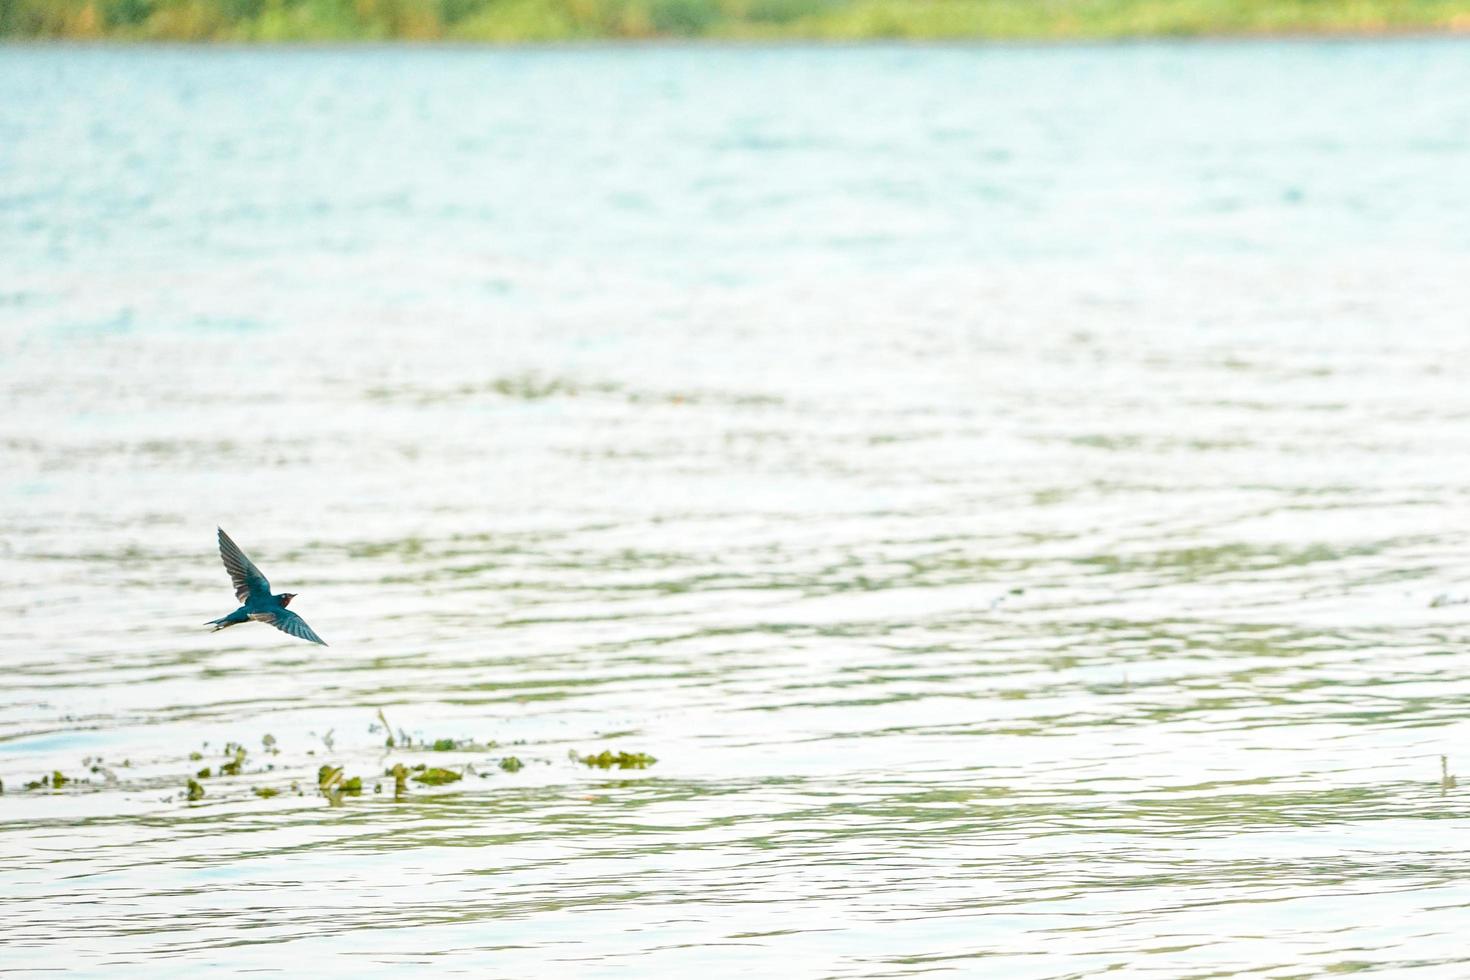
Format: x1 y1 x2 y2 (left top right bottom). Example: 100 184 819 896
2 0 1468 40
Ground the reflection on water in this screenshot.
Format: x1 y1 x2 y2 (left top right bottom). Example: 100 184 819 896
4 40 1470 976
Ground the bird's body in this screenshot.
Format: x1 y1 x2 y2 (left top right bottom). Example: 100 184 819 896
206 528 326 645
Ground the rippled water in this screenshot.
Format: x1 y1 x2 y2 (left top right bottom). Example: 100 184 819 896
4 39 1470 976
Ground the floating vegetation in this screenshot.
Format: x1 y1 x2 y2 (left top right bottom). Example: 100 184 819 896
318 765 365 805
318 765 345 792
369 709 493 752
220 743 247 776
572 750 657 770
416 735 496 752
9 717 539 810
412 767 462 786
19 763 121 792
318 766 361 794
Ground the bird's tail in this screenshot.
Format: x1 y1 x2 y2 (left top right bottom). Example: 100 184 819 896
205 617 238 632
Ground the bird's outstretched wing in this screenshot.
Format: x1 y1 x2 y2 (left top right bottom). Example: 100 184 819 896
218 527 271 604
250 608 327 646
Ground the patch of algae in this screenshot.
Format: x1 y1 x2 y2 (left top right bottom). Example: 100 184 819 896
572 749 657 770
411 767 463 786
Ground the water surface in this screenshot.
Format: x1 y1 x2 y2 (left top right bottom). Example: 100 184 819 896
3 40 1470 977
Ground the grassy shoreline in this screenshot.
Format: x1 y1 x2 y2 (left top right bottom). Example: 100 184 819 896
4 0 1469 42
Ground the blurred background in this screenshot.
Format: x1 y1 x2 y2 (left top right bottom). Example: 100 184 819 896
4 0 1470 39
4 10 1470 977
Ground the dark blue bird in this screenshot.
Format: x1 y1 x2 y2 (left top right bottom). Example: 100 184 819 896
205 528 326 645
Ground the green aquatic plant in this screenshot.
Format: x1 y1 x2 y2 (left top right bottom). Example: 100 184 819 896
220 743 247 776
252 786 281 799
498 756 524 773
375 708 397 748
369 709 492 752
423 734 496 752
24 771 78 791
196 767 212 779
318 765 364 805
317 765 349 793
389 763 409 795
412 767 462 785
572 750 657 770
186 779 205 801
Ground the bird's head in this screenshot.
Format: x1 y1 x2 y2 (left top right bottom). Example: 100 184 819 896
279 593 297 607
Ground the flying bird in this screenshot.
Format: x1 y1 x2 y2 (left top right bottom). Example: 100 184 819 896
205 528 327 645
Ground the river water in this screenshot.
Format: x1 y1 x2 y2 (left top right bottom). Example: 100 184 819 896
3 39 1470 976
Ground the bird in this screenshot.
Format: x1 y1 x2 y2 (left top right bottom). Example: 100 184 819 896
205 527 327 645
